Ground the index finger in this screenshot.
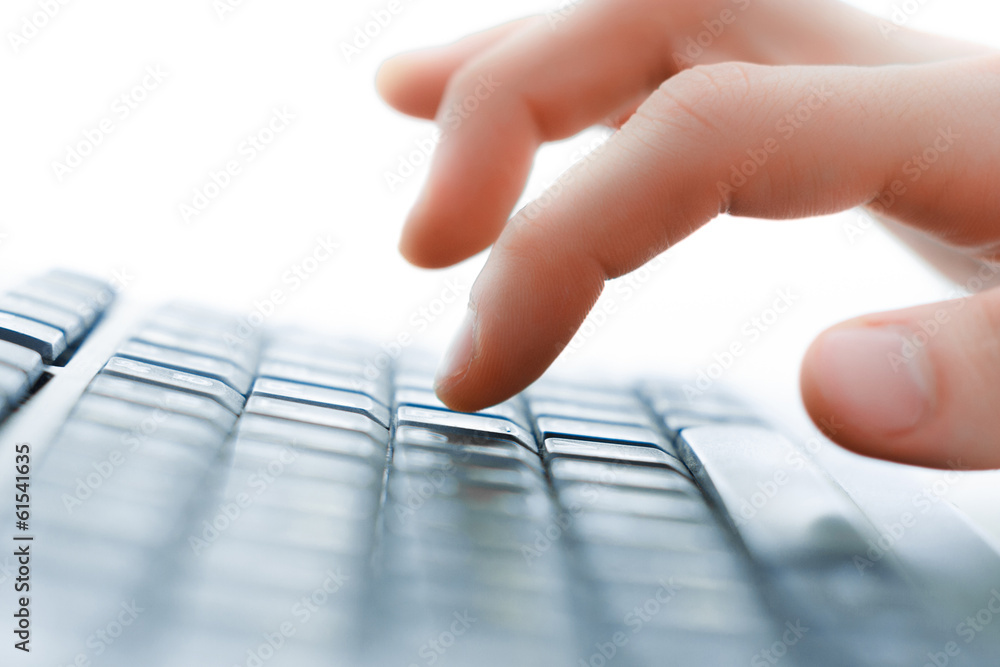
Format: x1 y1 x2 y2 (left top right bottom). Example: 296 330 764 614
434 56 1000 412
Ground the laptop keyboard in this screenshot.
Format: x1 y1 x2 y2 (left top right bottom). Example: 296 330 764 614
0 271 962 666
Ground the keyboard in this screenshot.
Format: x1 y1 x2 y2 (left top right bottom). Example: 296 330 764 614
1 269 999 667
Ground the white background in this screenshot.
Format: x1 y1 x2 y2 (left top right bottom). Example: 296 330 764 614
2 1 1000 523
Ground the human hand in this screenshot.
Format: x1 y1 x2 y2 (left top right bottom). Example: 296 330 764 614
376 0 1000 468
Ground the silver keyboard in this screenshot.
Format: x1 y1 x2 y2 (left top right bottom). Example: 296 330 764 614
1 270 999 666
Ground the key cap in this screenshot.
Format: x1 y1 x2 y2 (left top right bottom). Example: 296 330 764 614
0 364 31 404
395 426 544 473
547 458 695 493
87 374 237 434
574 513 730 552
236 414 387 462
0 294 85 343
245 395 388 435
102 356 245 415
0 311 66 362
10 280 103 328
71 394 223 447
678 425 931 665
252 377 390 428
117 339 253 395
131 325 257 373
397 405 537 453
40 269 115 305
526 381 638 408
0 339 43 384
556 483 710 522
536 416 667 450
396 387 530 430
527 398 652 428
257 359 387 405
543 437 687 474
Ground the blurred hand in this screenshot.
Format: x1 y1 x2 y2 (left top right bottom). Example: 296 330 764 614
376 0 1000 469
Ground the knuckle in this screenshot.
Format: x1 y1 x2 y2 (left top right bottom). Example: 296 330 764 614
640 62 761 139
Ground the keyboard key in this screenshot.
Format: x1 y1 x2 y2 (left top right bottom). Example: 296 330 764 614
231 440 382 488
527 398 651 428
0 311 66 362
71 394 223 447
245 395 388 435
573 513 730 552
0 294 85 343
396 387 529 430
252 377 390 428
257 359 388 405
117 339 253 395
395 426 544 473
10 278 105 328
103 356 245 415
40 269 115 305
131 325 257 374
556 483 710 522
237 414 387 462
88 374 237 435
0 363 31 404
397 405 537 453
536 416 666 449
547 458 695 493
543 437 687 473
0 338 43 384
527 381 637 408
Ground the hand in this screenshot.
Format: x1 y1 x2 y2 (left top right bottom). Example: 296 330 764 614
376 0 1000 469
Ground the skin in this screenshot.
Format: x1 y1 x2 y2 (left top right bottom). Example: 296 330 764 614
376 0 1000 469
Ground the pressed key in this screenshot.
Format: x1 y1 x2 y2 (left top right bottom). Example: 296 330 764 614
0 311 66 362
543 437 687 474
397 405 537 453
252 377 390 428
102 356 245 415
0 339 43 384
395 387 529 429
117 339 253 395
395 427 544 473
0 294 85 343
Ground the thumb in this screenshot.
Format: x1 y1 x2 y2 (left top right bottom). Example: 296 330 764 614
802 271 1000 470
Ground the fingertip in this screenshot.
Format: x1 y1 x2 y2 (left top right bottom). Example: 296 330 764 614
398 220 469 269
375 54 415 111
800 323 938 465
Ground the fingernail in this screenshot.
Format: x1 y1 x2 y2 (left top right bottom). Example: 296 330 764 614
436 310 476 391
816 327 933 435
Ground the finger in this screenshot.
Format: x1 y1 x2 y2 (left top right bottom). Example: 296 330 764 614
432 55 1000 412
398 1 683 267
801 277 1000 469
376 19 533 120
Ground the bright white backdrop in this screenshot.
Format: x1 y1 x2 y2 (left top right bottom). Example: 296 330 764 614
2 0 1000 516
